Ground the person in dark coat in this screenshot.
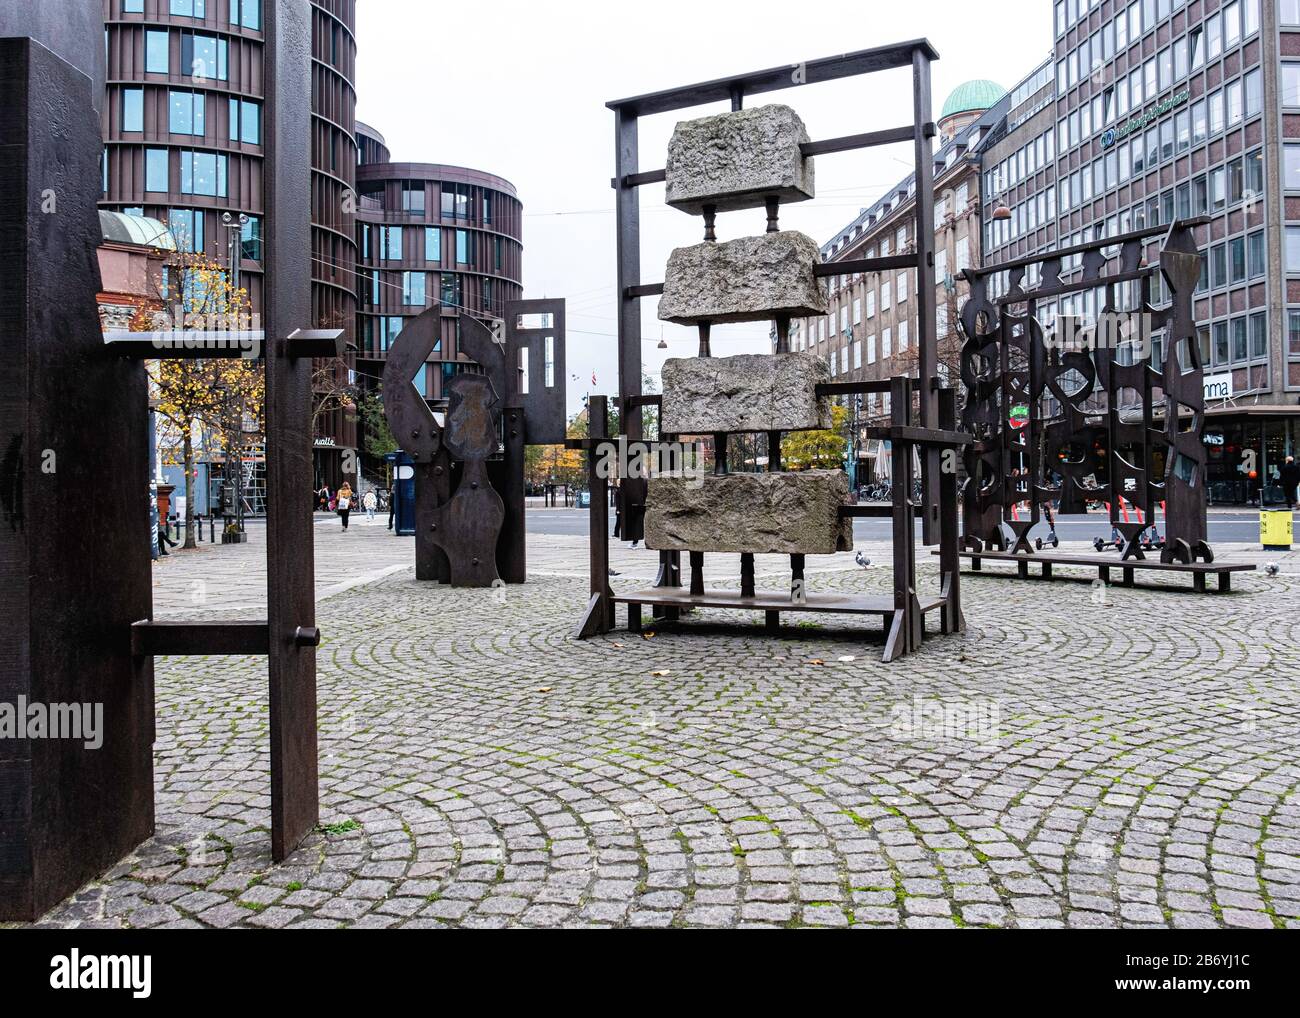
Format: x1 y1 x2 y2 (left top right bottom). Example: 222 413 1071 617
619 475 647 548
1280 455 1300 509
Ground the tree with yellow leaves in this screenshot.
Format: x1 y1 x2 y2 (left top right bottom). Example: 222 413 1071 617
781 403 850 471
134 253 264 549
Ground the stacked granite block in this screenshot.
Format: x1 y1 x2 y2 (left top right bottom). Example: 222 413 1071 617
645 103 851 557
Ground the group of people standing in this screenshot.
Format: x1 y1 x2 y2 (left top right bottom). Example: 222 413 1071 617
315 483 378 530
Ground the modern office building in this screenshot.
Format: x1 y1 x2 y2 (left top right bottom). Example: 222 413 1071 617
811 0 1293 503
100 0 359 493
797 80 1013 480
982 0 1289 503
354 142 524 404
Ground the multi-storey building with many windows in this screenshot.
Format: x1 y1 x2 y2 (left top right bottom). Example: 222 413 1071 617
984 0 1292 504
354 127 524 405
795 80 1013 483
101 0 360 496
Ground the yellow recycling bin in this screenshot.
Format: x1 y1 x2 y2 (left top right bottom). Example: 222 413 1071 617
1261 508 1293 551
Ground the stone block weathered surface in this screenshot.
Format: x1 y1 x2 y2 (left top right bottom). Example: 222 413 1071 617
658 231 828 326
665 104 814 215
660 353 832 434
645 471 853 555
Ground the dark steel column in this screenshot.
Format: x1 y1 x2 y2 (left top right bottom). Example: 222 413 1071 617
614 108 642 442
263 0 318 862
912 49 940 545
0 28 153 921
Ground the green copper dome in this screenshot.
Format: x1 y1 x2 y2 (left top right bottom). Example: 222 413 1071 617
940 80 1004 119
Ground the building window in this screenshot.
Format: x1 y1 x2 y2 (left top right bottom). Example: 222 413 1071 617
402 183 425 213
1211 321 1228 366
379 317 403 352
881 281 891 311
425 227 441 262
1284 64 1300 110
123 0 144 11
1285 146 1300 191
381 226 402 261
240 216 261 262
1285 0 1300 26
183 33 228 81
1247 231 1265 279
145 30 169 73
228 98 260 144
455 229 471 264
483 193 492 225
169 90 205 136
896 273 908 303
898 321 909 350
230 0 261 30
402 271 426 306
145 148 168 192
440 273 461 307
1248 311 1266 360
1287 227 1300 272
882 327 892 358
122 88 144 132
179 149 227 197
170 0 206 16
1244 69 1261 118
167 208 203 253
441 184 470 220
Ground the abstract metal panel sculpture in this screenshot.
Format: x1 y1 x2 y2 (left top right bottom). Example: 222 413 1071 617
571 41 970 661
382 299 567 587
955 219 1253 591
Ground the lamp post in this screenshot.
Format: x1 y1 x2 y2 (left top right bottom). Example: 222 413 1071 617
221 211 250 537
221 211 249 303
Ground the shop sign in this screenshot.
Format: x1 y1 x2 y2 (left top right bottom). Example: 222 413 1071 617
1101 89 1190 149
1203 372 1233 401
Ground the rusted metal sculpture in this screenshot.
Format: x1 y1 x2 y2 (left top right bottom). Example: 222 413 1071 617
956 219 1254 592
570 40 970 661
383 299 566 587
1 0 324 921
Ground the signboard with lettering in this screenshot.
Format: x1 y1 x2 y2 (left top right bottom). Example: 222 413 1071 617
1203 372 1233 401
1101 89 1190 149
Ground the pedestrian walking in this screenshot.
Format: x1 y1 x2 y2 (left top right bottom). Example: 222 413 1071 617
362 488 377 522
157 521 178 556
317 484 331 513
387 489 396 530
1281 455 1300 509
336 482 353 530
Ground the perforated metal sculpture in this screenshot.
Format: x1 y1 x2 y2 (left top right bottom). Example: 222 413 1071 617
958 220 1215 566
382 299 566 587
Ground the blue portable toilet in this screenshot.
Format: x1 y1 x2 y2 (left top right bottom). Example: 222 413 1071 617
385 450 416 535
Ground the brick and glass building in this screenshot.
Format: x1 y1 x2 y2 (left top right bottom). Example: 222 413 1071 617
354 143 524 404
797 80 1012 481
982 0 1295 504
100 0 360 493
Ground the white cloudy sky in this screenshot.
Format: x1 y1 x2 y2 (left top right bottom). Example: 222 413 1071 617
356 0 1051 414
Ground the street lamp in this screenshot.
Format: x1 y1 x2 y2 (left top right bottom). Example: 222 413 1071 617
221 211 249 303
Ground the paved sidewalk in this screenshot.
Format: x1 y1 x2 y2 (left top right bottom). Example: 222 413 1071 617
23 521 1300 929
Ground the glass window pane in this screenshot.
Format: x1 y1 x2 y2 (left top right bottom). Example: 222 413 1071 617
122 88 143 132
146 30 169 73
145 148 168 192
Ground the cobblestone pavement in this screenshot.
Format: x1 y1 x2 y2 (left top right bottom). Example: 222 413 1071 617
22 523 1300 929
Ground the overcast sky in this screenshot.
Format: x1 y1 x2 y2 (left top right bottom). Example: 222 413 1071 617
356 0 1051 415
